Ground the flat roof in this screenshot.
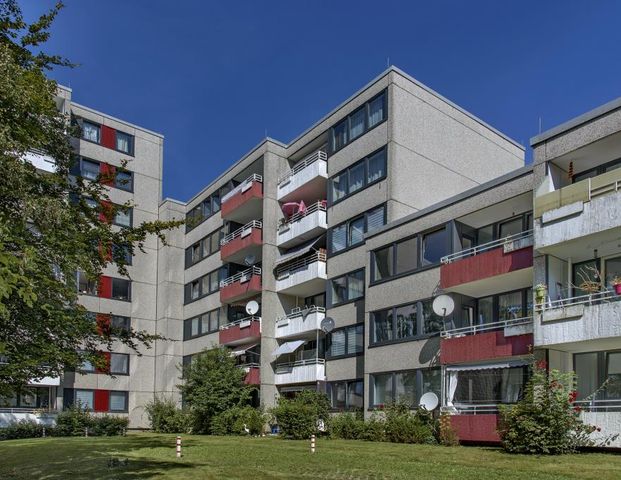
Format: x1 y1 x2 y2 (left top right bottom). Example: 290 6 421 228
71 102 165 139
366 164 533 239
530 96 621 146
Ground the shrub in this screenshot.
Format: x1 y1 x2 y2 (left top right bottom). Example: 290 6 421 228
211 406 266 436
145 396 191 433
498 360 603 454
383 402 437 445
438 413 459 446
359 414 385 442
55 403 93 436
90 415 129 436
271 391 331 440
330 412 365 440
0 420 46 440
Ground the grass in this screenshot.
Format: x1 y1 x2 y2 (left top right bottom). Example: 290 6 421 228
0 434 620 480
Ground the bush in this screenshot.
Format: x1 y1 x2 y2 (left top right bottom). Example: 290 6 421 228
145 396 191 433
359 414 385 442
383 403 437 445
211 406 266 436
438 413 459 446
271 391 331 440
55 403 93 436
90 415 129 436
330 412 365 440
0 420 46 440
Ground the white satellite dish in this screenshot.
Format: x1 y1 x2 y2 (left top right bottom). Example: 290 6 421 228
419 392 439 411
245 300 259 316
244 254 256 266
432 294 455 317
320 317 335 333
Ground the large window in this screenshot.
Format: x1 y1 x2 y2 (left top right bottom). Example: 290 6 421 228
77 271 98 296
459 212 532 253
0 387 51 409
370 298 442 345
110 353 129 375
327 379 363 410
371 226 449 283
115 131 134 155
330 147 387 204
329 91 387 153
572 157 621 183
184 267 226 304
475 288 532 326
114 169 133 191
186 181 238 233
72 157 134 192
183 308 221 340
327 324 364 358
371 368 440 407
452 366 527 405
68 389 128 412
74 389 94 409
81 121 100 143
111 278 131 301
574 350 621 402
329 269 364 306
185 227 225 268
329 204 386 255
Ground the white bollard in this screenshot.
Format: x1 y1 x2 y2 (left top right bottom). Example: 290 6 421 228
85 427 89 437
310 434 316 454
42 426 46 438
176 435 182 458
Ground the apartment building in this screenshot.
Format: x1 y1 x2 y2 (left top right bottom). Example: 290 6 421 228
7 66 618 446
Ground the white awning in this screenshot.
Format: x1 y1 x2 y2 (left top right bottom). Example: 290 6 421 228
231 344 258 356
271 340 305 359
274 235 325 267
445 360 528 372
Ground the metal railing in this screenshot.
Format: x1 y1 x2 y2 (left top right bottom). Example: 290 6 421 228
278 150 327 185
275 251 326 279
275 358 326 372
445 404 501 414
278 201 327 232
220 266 262 288
0 407 58 414
238 363 261 370
221 220 262 246
221 173 263 204
219 316 261 331
441 230 533 264
277 305 326 325
574 399 621 412
441 316 533 338
541 289 619 311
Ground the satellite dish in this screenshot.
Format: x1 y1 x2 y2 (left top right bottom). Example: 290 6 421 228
245 300 259 316
432 294 454 317
244 254 256 266
419 392 439 411
320 317 335 333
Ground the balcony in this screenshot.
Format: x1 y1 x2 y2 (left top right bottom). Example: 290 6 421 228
576 400 621 448
535 170 621 254
277 202 327 249
240 364 260 385
275 251 327 297
219 266 262 303
274 358 326 386
221 174 263 223
24 149 56 173
536 290 621 348
220 220 263 263
275 306 326 340
219 317 261 346
448 413 501 444
440 231 533 297
277 150 328 203
440 317 533 364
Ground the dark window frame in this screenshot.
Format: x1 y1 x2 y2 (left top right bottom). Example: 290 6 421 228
184 267 225 304
328 204 387 256
73 157 134 193
108 390 129 413
328 269 365 307
75 117 135 157
326 323 364 359
109 353 130 376
110 277 132 302
183 308 221 340
369 367 441 409
327 378 364 411
572 157 621 183
185 227 225 269
112 205 133 228
185 180 238 233
329 146 388 206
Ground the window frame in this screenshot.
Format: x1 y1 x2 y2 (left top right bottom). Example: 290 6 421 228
328 204 387 256
108 390 129 413
369 367 441 409
114 130 134 156
112 205 133 228
80 120 101 144
327 378 364 411
185 227 225 269
329 146 388 206
110 278 132 302
326 323 364 359
183 308 221 340
185 181 238 233
109 353 130 375
184 267 225 304
328 269 365 307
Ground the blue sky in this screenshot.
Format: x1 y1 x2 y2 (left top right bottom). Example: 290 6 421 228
21 0 621 202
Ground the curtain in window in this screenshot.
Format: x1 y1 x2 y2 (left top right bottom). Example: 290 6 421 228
83 123 99 142
349 108 366 140
498 291 523 321
348 162 365 194
191 318 200 336
395 371 417 406
329 330 346 357
75 390 94 409
348 381 364 408
81 160 99 180
501 368 523 403
368 94 385 128
111 354 128 374
116 133 130 153
115 210 131 227
367 149 386 183
446 371 458 408
348 271 364 300
109 392 126 411
366 206 385 234
373 373 392 405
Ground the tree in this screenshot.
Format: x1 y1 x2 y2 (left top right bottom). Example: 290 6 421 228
179 346 254 433
0 0 183 396
271 390 331 439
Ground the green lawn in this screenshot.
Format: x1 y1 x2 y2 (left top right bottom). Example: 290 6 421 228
0 434 620 480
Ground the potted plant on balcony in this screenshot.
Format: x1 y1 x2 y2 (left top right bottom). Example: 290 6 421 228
534 284 547 305
611 276 621 295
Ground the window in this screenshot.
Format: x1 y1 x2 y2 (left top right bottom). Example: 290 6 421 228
185 227 224 268
77 271 98 296
184 267 225 304
329 147 387 204
462 212 532 252
329 270 365 306
453 366 527 405
111 278 131 301
79 357 95 373
327 380 363 410
371 226 449 283
80 159 100 180
327 324 363 358
329 91 387 153
474 288 530 327
304 293 326 309
115 131 133 155
371 368 440 408
329 204 386 254
183 308 221 340
111 315 130 332
75 390 94 409
572 157 621 183
0 387 50 409
112 243 132 266
370 298 443 345
110 353 129 375
82 121 100 143
185 181 237 233
109 391 128 412
114 169 133 191
574 350 621 401
113 207 132 228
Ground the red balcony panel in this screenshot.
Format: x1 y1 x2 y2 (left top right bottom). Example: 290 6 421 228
441 331 532 365
450 414 500 444
440 246 533 290
101 125 116 150
99 276 112 299
244 366 260 385
94 389 110 412
219 319 261 346
221 228 262 261
221 181 263 218
220 275 262 303
99 162 116 186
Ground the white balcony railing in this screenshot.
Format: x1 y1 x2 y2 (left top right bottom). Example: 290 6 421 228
277 306 326 325
276 306 325 338
221 220 262 246
278 150 327 185
222 174 263 204
574 399 621 412
278 202 326 233
220 266 262 288
441 230 533 264
274 358 326 385
441 316 533 339
541 289 619 311
443 404 501 415
275 252 326 280
219 316 261 331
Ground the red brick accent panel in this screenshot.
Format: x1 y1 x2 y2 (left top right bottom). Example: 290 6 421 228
221 181 263 218
94 389 110 412
220 275 262 303
221 228 262 260
219 320 261 345
451 414 501 443
101 125 116 149
440 246 532 289
441 331 532 364
244 366 260 385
